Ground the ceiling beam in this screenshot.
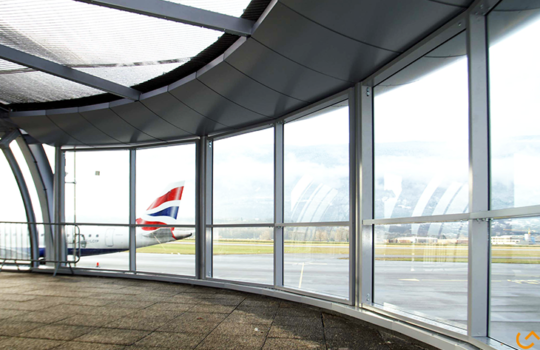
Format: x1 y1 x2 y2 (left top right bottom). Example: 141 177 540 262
0 44 141 101
75 0 254 37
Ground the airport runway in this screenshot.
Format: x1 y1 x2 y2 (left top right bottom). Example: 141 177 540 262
73 251 539 349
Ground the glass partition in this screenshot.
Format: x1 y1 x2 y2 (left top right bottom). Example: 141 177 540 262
489 3 540 210
283 226 349 299
214 128 274 224
283 100 350 299
374 32 469 220
284 101 349 223
136 144 196 276
65 150 129 270
213 128 274 284
374 222 468 329
213 227 273 285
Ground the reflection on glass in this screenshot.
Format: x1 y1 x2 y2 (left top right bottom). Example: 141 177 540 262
69 225 129 270
489 4 540 210
490 217 540 348
136 144 196 276
64 150 129 270
213 227 273 285
374 32 469 219
214 128 274 224
374 222 468 329
284 101 349 223
284 226 349 299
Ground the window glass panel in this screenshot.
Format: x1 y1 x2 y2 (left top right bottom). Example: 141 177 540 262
10 141 42 223
214 128 274 224
374 32 469 219
65 150 129 270
374 221 469 329
284 226 349 299
284 101 349 223
43 144 55 173
136 144 196 276
0 151 26 222
213 227 273 285
489 217 540 348
489 2 540 210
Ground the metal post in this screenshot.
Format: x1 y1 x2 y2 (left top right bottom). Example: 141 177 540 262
0 133 38 268
53 147 66 268
466 5 490 338
348 87 357 306
204 137 213 278
274 122 284 287
17 138 54 268
129 149 136 272
196 137 205 279
358 82 374 306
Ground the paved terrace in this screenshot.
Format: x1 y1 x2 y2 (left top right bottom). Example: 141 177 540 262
0 272 433 350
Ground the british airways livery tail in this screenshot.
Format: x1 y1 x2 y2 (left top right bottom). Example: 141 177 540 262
59 181 193 258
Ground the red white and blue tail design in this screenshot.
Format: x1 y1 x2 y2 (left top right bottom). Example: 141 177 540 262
136 181 184 238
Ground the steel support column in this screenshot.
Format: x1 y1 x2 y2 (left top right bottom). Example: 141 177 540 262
466 5 490 338
0 133 38 267
358 83 374 306
205 138 213 278
129 149 136 272
53 148 66 267
274 122 284 287
348 87 357 306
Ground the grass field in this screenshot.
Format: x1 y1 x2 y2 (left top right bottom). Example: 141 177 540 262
135 240 539 263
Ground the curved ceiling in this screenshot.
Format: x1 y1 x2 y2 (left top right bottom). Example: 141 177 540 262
2 0 473 146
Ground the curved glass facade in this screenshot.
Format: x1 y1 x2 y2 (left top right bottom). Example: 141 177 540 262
1 1 539 349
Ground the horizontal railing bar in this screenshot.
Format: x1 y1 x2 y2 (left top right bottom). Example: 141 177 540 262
364 213 469 226
208 223 274 228
208 222 350 228
364 206 540 225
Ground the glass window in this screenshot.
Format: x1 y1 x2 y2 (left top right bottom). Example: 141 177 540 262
489 217 540 348
65 150 129 270
374 32 469 219
283 226 349 299
214 128 274 224
136 144 196 276
213 227 273 285
284 101 349 223
489 2 540 210
374 221 469 329
10 141 42 223
0 147 28 222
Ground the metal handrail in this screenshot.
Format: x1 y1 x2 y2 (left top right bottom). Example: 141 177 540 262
0 222 82 276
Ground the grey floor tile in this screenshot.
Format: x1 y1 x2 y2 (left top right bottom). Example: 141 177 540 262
8 310 72 324
0 337 63 350
276 307 321 318
0 321 42 336
106 300 157 309
56 314 122 327
0 309 26 320
211 322 270 337
131 309 185 320
75 328 151 345
268 324 324 340
238 300 280 308
325 326 388 350
105 316 169 331
55 341 125 350
189 305 236 314
156 319 219 335
196 334 265 350
262 338 325 350
20 324 95 341
144 302 193 313
176 312 229 323
272 315 323 327
135 331 206 349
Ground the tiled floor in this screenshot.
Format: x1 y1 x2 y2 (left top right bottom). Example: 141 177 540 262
0 272 432 349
